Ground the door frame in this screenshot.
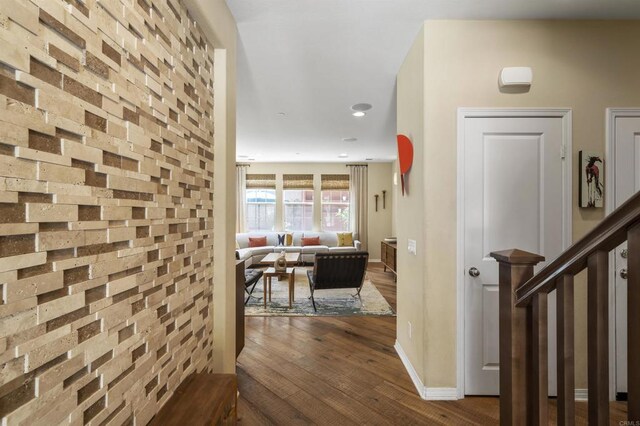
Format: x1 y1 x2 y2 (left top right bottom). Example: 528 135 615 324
456 108 573 398
605 108 640 399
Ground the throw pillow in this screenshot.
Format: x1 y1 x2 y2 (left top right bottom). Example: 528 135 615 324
248 236 267 248
337 232 354 247
301 236 320 246
279 233 295 246
235 239 240 249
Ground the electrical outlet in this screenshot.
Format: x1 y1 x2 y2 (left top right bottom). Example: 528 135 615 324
408 321 412 340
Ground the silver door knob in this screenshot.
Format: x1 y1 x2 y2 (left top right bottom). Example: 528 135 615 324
469 267 480 277
621 249 628 259
620 269 627 280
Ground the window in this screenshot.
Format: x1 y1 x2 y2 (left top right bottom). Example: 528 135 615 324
246 189 276 231
321 190 350 231
320 174 350 232
283 174 314 231
283 189 314 231
246 173 276 231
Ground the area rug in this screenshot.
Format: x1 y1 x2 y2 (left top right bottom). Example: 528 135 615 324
244 268 395 317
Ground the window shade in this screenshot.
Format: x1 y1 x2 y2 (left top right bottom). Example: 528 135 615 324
321 174 349 190
283 174 314 189
246 174 276 189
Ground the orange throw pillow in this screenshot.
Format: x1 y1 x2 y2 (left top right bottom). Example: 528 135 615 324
301 236 320 246
248 236 267 248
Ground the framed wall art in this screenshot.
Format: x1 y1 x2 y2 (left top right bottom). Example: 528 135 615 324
579 150 604 208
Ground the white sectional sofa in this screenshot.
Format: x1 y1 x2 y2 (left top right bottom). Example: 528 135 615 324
235 231 361 267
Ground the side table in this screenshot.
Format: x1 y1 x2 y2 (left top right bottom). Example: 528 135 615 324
263 267 295 308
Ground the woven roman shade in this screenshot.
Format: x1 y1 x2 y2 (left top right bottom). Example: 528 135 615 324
283 174 314 189
246 174 276 189
320 174 350 190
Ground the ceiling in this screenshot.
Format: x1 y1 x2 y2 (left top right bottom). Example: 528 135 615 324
226 0 640 163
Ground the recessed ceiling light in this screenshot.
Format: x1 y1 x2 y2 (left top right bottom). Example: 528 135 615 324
351 103 372 112
342 137 357 142
352 111 365 117
338 153 348 158
295 152 301 155
365 158 373 161
276 112 286 117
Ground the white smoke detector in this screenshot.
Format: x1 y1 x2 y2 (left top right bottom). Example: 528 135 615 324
499 67 533 87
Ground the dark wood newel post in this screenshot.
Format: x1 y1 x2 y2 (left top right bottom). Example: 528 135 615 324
490 249 545 426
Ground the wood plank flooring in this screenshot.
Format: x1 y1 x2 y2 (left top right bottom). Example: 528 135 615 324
236 263 628 425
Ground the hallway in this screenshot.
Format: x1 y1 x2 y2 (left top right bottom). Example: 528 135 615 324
235 264 628 425
235 264 500 424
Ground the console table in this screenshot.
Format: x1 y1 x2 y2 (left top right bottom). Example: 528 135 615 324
235 260 245 358
381 241 397 280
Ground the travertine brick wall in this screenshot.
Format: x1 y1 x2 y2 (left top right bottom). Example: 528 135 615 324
0 0 215 424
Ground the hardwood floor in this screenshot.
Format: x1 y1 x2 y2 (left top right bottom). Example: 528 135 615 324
236 263 627 425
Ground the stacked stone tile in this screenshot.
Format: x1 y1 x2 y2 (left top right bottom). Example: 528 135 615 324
0 0 215 423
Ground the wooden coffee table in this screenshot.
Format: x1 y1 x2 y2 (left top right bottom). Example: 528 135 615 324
259 252 300 266
263 267 296 308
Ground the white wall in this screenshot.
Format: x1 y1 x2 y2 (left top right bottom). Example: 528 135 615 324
247 162 394 259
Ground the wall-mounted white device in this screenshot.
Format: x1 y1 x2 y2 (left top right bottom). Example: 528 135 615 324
499 67 533 87
408 239 417 255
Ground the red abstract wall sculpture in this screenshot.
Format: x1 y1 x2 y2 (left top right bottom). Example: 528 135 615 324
397 134 414 195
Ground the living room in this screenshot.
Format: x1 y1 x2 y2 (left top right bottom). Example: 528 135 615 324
237 162 394 258
235 161 396 315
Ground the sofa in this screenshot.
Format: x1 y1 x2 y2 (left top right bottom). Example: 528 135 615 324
235 231 361 267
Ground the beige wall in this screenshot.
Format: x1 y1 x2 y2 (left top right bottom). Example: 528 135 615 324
367 163 395 260
247 162 394 259
396 26 427 383
397 20 640 390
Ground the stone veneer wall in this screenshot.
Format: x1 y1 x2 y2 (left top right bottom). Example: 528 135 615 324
0 0 215 424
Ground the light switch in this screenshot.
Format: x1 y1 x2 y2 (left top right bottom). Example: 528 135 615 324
408 239 417 255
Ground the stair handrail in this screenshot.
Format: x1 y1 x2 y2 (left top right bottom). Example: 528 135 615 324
515 190 640 306
490 189 640 425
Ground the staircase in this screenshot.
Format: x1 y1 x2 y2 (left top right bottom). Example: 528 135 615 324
492 191 639 424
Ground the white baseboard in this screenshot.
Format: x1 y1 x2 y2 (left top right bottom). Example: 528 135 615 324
424 387 459 400
368 258 381 263
394 340 426 399
394 340 459 401
575 389 588 401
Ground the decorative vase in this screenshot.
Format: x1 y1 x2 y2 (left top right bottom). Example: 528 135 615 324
274 251 287 273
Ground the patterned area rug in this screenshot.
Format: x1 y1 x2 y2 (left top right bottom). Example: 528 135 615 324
244 268 395 317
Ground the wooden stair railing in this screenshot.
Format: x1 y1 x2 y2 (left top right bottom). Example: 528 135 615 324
491 190 640 425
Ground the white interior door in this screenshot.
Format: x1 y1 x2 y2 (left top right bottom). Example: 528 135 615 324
609 110 640 396
461 111 571 396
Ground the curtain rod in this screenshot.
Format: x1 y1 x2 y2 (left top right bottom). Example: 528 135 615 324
345 164 368 167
